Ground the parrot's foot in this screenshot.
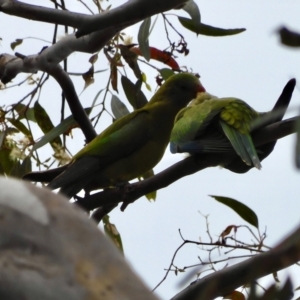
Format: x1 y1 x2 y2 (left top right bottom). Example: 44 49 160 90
119 183 136 211
115 181 129 189
120 199 133 211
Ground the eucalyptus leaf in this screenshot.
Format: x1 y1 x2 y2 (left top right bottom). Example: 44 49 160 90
111 95 130 120
159 68 175 81
295 109 300 168
11 38 23 51
13 103 36 122
7 118 31 137
210 195 259 228
103 215 124 254
34 101 62 149
182 0 201 28
10 160 22 178
10 156 31 178
21 156 32 175
0 149 14 175
0 132 5 148
138 18 151 61
278 26 300 48
178 17 246 36
32 108 92 152
121 76 148 109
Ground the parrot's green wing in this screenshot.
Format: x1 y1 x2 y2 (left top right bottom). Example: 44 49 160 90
170 98 231 153
23 165 67 182
170 96 262 169
48 110 153 195
219 120 261 168
219 98 262 169
74 110 147 159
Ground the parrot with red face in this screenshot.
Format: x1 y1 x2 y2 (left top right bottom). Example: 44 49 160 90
170 78 296 173
24 73 205 198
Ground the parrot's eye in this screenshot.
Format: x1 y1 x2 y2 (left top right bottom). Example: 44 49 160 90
179 84 188 91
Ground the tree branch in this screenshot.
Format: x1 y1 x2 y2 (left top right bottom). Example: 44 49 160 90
0 0 90 27
0 0 188 141
171 222 300 299
0 177 159 300
0 0 188 38
76 0 188 37
46 65 97 142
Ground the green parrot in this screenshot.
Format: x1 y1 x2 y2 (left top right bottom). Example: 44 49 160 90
23 73 205 198
170 92 263 170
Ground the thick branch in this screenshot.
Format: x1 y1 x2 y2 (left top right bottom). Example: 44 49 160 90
76 0 188 37
1 0 186 82
0 24 121 84
0 0 188 38
171 223 300 299
46 65 97 142
0 0 90 27
75 117 298 211
0 177 158 300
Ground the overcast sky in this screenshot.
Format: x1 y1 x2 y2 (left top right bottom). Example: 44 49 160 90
1 1 300 299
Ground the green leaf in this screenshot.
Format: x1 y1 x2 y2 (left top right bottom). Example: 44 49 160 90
34 101 62 150
32 107 92 152
134 79 148 107
91 88 105 109
138 18 151 61
181 0 201 28
21 156 32 175
159 68 175 80
295 111 300 168
0 132 5 148
278 26 300 48
7 118 31 137
139 169 156 201
6 127 19 135
210 195 259 228
149 14 159 36
10 160 22 178
110 95 130 120
178 17 246 36
10 156 31 178
103 215 124 255
13 103 36 122
0 149 15 175
11 38 23 50
121 76 148 109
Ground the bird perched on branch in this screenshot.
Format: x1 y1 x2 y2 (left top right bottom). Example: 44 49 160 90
24 73 205 198
170 78 295 173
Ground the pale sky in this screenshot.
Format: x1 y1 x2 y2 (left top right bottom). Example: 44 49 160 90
1 1 300 299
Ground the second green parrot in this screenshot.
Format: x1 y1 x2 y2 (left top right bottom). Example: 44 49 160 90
24 73 205 198
170 93 263 170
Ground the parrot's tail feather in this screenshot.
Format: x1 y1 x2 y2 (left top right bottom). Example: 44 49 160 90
240 134 262 170
177 139 233 153
220 120 262 169
251 156 262 170
49 177 92 199
170 142 179 154
220 121 252 166
23 165 68 183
